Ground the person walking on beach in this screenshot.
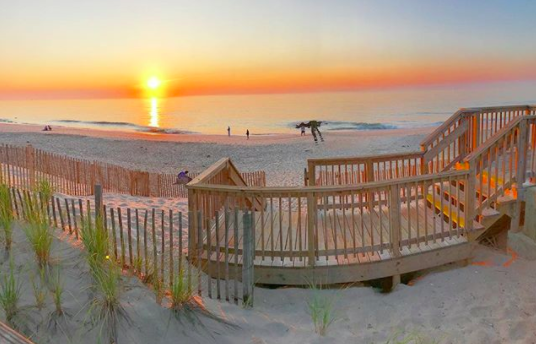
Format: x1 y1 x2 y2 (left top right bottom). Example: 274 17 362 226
296 121 324 143
227 126 231 136
246 129 250 140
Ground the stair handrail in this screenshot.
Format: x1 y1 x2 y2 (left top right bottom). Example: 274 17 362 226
463 115 536 231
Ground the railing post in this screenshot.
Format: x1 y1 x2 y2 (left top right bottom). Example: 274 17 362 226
242 211 254 307
512 119 529 232
473 112 481 151
188 189 197 261
306 191 316 267
465 164 476 233
388 185 401 257
307 161 315 186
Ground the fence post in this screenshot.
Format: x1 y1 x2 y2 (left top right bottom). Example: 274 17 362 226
242 211 254 307
26 144 35 189
94 184 103 220
90 161 97 195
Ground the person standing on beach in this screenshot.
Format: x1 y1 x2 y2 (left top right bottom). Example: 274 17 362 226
246 129 250 140
227 126 231 136
301 126 306 136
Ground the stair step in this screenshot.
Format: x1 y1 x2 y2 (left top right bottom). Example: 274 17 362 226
425 193 483 231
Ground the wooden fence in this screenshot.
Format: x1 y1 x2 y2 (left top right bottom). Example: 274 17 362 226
7 185 254 306
0 144 266 198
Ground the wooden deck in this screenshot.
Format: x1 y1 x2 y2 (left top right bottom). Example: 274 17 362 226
189 107 536 287
200 196 473 284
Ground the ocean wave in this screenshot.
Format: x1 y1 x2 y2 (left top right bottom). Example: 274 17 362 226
53 119 191 134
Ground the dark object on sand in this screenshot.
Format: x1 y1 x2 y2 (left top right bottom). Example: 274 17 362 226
173 170 192 185
296 121 324 143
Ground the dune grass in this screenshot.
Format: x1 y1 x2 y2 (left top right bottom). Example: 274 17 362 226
0 257 22 325
0 184 14 251
89 261 126 343
50 268 64 317
30 266 47 311
170 266 194 311
307 282 337 336
21 197 53 267
79 216 110 277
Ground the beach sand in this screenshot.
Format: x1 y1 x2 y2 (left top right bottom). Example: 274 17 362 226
0 123 431 186
2 123 536 343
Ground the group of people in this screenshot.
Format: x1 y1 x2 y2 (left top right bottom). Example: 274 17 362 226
226 120 324 143
42 125 52 131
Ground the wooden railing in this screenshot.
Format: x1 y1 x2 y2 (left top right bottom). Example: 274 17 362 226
307 151 425 186
463 115 536 230
307 105 536 186
421 105 535 173
188 158 470 268
0 145 265 198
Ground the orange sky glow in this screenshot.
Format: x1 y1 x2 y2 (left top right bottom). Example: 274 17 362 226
1 1 536 99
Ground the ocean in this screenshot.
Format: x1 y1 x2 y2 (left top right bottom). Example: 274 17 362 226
1 81 535 135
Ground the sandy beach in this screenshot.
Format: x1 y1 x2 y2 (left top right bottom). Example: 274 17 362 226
2 122 536 343
0 123 432 187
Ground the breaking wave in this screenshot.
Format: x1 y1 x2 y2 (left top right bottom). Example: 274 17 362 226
53 119 191 134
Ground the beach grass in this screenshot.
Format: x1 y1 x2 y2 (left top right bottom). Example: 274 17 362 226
21 196 53 267
50 268 64 317
90 260 126 343
170 265 194 311
0 257 22 325
307 282 337 336
30 266 47 311
79 216 110 277
34 179 54 208
0 183 14 251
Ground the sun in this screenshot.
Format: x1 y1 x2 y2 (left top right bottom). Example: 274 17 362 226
147 76 161 90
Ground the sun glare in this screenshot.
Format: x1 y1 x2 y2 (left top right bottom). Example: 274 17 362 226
147 77 161 89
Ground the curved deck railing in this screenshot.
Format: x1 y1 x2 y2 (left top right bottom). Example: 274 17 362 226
188 157 474 285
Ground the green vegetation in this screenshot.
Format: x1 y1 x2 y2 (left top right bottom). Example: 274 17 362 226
307 282 337 336
170 266 194 311
30 266 47 311
90 261 125 343
80 216 110 277
0 257 22 325
50 268 64 316
21 194 53 267
0 184 14 251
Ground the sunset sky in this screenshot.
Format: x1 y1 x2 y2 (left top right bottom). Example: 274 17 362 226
1 0 536 99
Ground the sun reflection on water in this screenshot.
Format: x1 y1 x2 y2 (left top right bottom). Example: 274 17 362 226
149 97 159 127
